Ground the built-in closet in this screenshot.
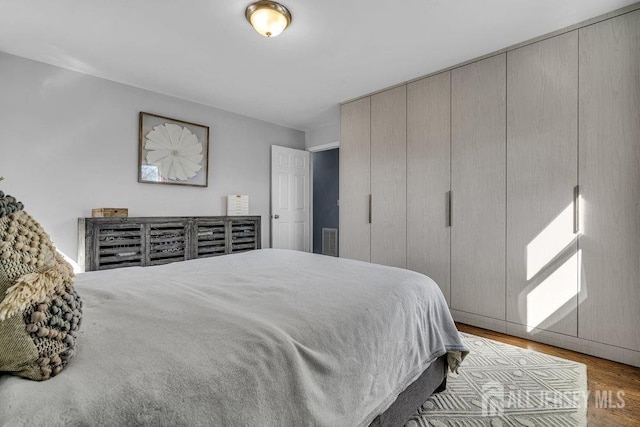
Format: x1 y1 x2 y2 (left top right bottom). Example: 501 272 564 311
339 6 640 366
450 54 506 321
406 72 451 304
339 86 409 269
506 32 579 337
339 97 370 263
577 11 640 353
370 86 407 268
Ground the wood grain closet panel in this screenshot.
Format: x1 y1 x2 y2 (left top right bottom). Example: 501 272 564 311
578 10 640 351
339 97 371 262
451 54 506 320
407 72 451 304
371 86 407 268
506 31 578 336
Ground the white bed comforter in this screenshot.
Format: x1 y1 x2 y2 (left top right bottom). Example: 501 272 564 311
0 249 467 426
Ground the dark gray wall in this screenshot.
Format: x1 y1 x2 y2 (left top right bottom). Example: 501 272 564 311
312 149 339 254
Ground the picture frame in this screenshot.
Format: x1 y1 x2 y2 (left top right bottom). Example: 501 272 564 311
138 112 210 187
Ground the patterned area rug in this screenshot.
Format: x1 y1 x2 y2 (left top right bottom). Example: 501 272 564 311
407 332 587 426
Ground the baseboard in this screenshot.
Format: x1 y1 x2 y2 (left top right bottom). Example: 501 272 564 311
450 309 507 333
451 310 640 368
506 322 640 368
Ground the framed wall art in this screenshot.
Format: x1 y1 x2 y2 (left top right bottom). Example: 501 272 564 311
138 112 210 187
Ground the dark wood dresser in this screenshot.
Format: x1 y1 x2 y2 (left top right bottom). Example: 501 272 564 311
78 216 260 271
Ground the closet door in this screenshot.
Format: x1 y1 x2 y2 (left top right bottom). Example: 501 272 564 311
451 54 506 319
579 11 640 351
407 72 451 304
506 32 578 335
371 86 407 268
339 97 371 262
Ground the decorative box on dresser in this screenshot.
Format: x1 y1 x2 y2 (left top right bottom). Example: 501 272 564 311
78 216 261 272
338 5 640 366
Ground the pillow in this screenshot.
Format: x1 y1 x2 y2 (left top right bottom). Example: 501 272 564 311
0 190 82 380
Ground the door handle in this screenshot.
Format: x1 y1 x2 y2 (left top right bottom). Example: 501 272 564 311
573 185 579 234
273 215 280 219
447 191 452 227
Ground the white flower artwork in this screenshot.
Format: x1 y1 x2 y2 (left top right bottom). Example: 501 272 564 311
144 123 204 181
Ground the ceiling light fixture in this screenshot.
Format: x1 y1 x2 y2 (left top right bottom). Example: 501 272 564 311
245 1 292 38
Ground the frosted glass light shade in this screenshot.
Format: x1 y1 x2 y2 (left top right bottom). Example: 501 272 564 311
245 1 291 37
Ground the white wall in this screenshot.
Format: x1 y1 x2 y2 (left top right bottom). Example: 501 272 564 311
305 105 340 150
0 52 305 264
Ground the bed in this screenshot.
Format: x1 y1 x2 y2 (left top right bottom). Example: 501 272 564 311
0 249 467 426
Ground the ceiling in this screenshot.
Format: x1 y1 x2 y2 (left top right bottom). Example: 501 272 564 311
0 0 636 131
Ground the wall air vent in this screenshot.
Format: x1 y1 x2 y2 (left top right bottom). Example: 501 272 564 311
322 228 338 257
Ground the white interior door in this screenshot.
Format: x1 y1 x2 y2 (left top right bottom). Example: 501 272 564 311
271 145 310 251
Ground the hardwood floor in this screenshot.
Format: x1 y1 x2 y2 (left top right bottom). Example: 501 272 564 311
457 323 640 426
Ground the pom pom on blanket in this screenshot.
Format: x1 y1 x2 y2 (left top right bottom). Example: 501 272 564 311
0 193 82 381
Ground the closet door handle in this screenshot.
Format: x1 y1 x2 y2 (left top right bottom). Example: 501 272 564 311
573 185 580 234
447 191 452 227
368 194 372 224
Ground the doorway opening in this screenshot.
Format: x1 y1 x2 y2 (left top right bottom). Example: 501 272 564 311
312 148 339 255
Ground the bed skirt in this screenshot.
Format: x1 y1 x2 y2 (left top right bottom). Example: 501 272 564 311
370 355 448 426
